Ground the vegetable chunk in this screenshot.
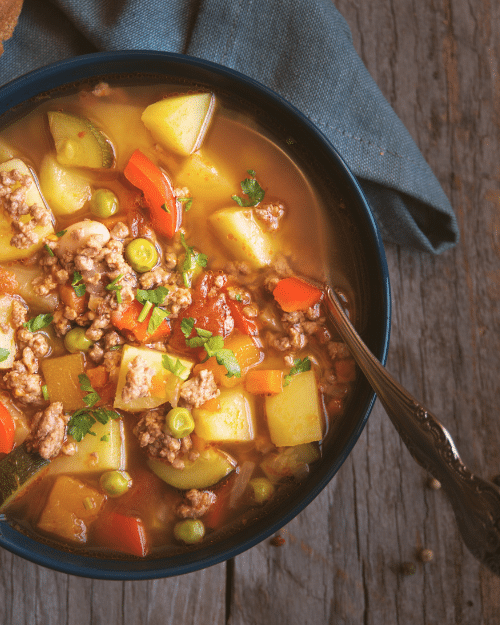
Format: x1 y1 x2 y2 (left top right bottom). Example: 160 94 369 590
114 345 194 412
265 370 323 446
47 419 126 475
41 353 87 411
0 295 16 369
192 387 256 442
37 475 106 544
141 93 215 156
0 444 50 511
0 159 55 261
209 207 274 268
148 447 236 489
39 154 92 216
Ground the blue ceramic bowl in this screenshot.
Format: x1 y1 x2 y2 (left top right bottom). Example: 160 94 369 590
0 51 390 580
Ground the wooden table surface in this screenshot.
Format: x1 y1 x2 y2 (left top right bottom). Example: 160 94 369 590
2 0 500 623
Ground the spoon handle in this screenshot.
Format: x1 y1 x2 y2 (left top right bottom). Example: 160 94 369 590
325 286 500 571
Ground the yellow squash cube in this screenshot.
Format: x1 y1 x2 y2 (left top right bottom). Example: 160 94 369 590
265 370 323 446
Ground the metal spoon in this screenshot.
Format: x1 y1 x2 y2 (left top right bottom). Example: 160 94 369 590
324 284 500 575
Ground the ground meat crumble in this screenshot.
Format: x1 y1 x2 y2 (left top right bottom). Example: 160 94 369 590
24 402 69 459
175 489 217 519
179 369 220 409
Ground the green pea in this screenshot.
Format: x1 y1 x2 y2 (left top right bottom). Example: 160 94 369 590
249 477 275 504
90 188 119 218
99 470 132 497
64 327 94 353
125 238 158 273
165 407 195 438
173 519 205 544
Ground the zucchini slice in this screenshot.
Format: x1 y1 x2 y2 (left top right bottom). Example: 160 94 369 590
0 444 50 511
48 111 114 169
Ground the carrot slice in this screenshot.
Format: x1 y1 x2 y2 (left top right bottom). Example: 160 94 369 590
0 402 15 454
111 299 171 343
272 276 323 312
245 369 283 395
124 149 180 238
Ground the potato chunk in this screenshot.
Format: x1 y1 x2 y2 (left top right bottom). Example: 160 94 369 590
192 387 256 442
41 353 86 411
39 154 92 216
209 207 275 268
114 345 194 412
141 93 215 156
265 370 323 446
37 475 106 544
0 295 16 369
0 159 55 262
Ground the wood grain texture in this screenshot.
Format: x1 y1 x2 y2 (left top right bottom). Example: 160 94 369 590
2 0 500 623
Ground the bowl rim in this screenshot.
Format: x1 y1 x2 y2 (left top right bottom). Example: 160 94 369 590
0 50 391 580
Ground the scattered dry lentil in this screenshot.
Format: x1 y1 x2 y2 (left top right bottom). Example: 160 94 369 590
270 535 286 547
427 477 441 490
400 561 416 576
419 548 434 562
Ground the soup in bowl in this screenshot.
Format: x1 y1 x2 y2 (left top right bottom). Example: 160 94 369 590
0 52 390 579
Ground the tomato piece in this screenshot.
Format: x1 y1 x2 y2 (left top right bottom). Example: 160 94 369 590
0 402 15 454
169 272 234 354
93 511 148 557
226 298 259 336
124 150 180 238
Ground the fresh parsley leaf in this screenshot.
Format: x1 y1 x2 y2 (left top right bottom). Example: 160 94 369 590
55 229 67 237
181 317 195 339
203 335 224 358
67 410 97 442
44 244 55 257
100 434 109 442
235 294 242 302
161 203 171 214
232 173 265 207
283 356 311 386
71 271 86 297
214 348 241 378
162 354 187 378
23 313 53 332
247 169 256 176
106 274 124 303
147 307 169 335
93 406 120 425
136 286 169 305
177 197 193 212
180 233 208 287
78 373 100 408
186 327 213 348
0 348 10 363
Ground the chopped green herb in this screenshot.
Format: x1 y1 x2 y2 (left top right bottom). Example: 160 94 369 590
162 354 187 378
41 384 49 401
23 313 53 332
161 203 171 214
71 271 86 297
147 307 169 335
136 286 169 306
283 356 311 386
232 172 265 207
55 229 67 238
0 348 10 363
67 403 120 442
177 197 193 212
137 300 153 323
181 317 195 339
247 169 256 176
100 435 110 442
185 326 241 378
180 233 208 287
235 294 242 302
78 373 100 408
109 344 123 351
106 274 124 303
44 244 55 257
67 410 97 441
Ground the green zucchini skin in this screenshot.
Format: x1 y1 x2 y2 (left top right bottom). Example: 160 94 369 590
0 444 50 512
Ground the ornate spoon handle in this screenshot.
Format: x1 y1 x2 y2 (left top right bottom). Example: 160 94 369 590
325 285 500 574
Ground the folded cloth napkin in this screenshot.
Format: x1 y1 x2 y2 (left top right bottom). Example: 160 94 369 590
0 0 459 254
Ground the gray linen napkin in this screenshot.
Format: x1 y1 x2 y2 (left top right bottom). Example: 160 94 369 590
0 0 460 254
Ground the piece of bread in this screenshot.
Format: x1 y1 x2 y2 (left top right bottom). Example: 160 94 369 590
0 0 23 56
